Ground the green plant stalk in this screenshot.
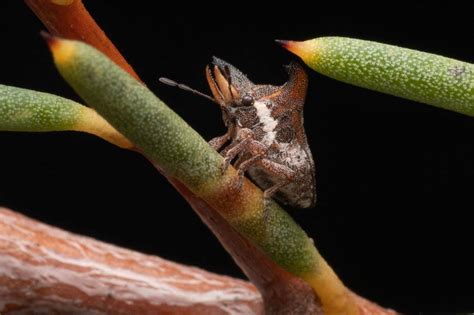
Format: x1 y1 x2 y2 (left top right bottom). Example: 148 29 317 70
280 37 474 116
0 84 131 148
44 37 358 314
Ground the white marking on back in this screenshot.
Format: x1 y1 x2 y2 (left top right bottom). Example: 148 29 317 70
254 100 277 145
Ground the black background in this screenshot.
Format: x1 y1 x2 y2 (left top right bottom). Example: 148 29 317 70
1 2 473 313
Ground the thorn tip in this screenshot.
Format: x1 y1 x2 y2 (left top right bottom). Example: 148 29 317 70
275 39 308 59
40 30 58 47
40 31 75 63
40 30 52 40
275 39 291 48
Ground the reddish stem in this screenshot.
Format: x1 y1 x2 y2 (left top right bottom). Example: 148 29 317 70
0 208 263 314
21 1 398 314
25 0 140 81
24 1 322 312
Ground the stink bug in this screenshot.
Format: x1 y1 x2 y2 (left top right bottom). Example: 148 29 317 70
160 57 316 209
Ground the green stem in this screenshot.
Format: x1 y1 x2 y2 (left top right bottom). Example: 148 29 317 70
281 37 474 116
44 37 358 314
0 84 131 148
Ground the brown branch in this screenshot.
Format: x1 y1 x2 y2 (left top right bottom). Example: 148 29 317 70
0 207 263 314
0 207 395 315
23 1 322 313
168 179 323 314
25 0 140 81
22 1 398 314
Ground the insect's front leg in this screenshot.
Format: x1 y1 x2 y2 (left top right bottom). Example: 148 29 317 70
209 132 232 152
218 128 255 174
209 110 236 152
232 141 268 190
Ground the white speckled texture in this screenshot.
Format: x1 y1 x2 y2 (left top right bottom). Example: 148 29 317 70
54 41 222 188
48 40 332 297
253 100 278 145
305 37 474 115
0 84 82 131
0 84 131 147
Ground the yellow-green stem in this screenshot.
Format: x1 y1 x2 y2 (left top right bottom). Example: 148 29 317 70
0 84 132 148
282 37 474 116
45 37 358 314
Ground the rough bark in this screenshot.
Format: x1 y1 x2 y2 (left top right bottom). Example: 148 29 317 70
0 207 263 314
15 2 399 314
24 1 323 313
0 207 398 314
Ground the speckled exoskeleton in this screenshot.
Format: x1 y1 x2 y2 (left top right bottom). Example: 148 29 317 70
204 57 316 210
160 57 316 210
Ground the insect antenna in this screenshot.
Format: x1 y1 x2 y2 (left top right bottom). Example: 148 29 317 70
159 77 216 103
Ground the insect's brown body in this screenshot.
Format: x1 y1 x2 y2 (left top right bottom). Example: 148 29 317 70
206 58 316 208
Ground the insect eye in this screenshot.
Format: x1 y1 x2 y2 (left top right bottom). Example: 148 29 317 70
241 94 254 106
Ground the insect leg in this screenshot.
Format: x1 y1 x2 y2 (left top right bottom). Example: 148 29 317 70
209 110 235 152
232 140 268 189
258 159 295 198
218 128 255 174
233 153 264 189
254 159 295 222
209 133 231 151
220 138 251 174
